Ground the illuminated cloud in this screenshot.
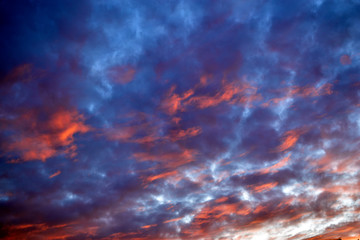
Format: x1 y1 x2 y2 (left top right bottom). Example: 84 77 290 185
275 129 304 152
251 182 278 193
49 170 61 179
3 109 90 162
161 86 194 115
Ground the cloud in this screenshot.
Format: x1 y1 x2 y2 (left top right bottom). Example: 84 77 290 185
275 129 305 152
49 170 62 179
3 109 90 162
1 0 360 239
106 65 136 84
251 182 278 193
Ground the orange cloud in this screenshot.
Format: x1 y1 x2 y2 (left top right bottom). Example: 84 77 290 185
253 204 267 214
3 222 98 240
133 149 196 168
261 96 288 107
5 109 90 162
141 224 157 229
169 126 202 141
312 151 360 174
103 111 200 144
237 207 251 216
49 170 61 179
215 196 229 203
104 124 201 144
7 136 57 162
187 80 260 109
291 83 333 98
102 232 139 240
252 182 278 192
161 78 260 115
187 81 239 108
146 170 178 182
194 201 251 224
200 75 208 86
275 129 304 152
259 154 292 174
263 83 333 107
49 110 90 146
161 86 194 115
163 217 182 224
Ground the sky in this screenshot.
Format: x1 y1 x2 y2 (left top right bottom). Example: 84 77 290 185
0 0 360 239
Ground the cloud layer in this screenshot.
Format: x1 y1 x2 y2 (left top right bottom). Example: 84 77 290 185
1 0 360 239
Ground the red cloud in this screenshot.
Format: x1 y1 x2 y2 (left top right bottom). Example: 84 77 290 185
252 182 278 192
275 129 306 152
133 148 196 168
49 170 61 179
169 126 202 141
161 85 194 115
163 217 182 224
146 170 178 183
141 224 157 229
4 109 90 162
187 80 260 109
263 83 334 107
259 154 292 174
103 112 201 144
3 222 99 240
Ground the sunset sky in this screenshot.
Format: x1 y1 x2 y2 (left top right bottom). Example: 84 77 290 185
1 0 360 239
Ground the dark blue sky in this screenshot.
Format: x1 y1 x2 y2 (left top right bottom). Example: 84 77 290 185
1 0 360 239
